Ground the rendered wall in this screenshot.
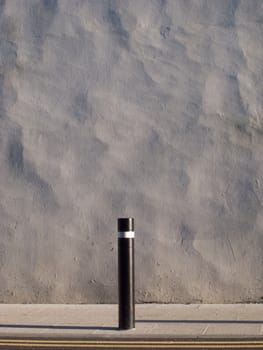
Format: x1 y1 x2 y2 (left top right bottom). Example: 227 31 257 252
0 0 263 303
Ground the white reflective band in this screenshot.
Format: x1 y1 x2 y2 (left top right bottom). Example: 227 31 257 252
118 231 135 238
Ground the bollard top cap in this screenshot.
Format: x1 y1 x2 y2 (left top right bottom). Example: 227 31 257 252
118 217 134 232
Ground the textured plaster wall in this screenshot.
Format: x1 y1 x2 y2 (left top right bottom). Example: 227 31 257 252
0 0 263 303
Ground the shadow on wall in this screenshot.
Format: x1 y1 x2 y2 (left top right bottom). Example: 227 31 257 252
0 324 117 331
136 319 263 324
0 319 262 331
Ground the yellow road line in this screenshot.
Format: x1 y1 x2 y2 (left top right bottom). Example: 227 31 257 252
0 339 262 348
0 339 263 344
0 343 263 349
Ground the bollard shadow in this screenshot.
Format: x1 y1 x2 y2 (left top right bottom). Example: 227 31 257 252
0 324 118 331
136 319 263 324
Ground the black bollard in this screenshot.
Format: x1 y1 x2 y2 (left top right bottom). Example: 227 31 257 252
118 217 135 330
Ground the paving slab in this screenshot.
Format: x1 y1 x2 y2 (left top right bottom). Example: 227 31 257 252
0 304 262 339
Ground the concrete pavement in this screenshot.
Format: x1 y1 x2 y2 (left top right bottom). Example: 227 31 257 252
0 304 262 339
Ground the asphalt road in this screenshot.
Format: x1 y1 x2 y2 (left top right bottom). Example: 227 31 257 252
0 338 263 349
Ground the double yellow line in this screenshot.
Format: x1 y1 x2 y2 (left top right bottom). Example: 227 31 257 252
0 339 263 348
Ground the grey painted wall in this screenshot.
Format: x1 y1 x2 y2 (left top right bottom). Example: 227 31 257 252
0 0 263 303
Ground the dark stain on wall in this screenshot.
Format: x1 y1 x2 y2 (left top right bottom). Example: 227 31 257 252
175 169 190 195
42 0 58 13
30 0 58 58
0 0 5 15
2 77 17 110
180 223 196 253
160 25 170 39
0 243 6 271
105 3 129 49
70 93 92 124
0 74 6 119
201 0 240 28
227 179 261 226
0 1 18 119
6 128 58 211
24 161 59 211
7 131 24 175
0 38 17 71
228 74 247 115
